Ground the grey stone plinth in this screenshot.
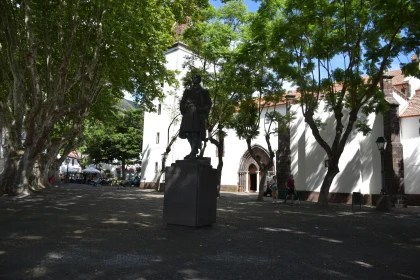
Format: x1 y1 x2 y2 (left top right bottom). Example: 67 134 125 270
163 158 217 227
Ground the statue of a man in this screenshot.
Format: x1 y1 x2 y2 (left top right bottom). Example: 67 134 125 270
179 74 212 159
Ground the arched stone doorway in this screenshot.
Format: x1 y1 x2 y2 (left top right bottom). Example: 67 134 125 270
238 145 275 192
248 164 258 191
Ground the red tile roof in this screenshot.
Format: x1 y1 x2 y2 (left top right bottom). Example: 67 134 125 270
67 151 81 159
390 69 406 85
400 94 420 118
264 69 420 117
260 89 301 107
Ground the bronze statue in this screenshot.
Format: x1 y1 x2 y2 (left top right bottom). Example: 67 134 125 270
179 74 212 159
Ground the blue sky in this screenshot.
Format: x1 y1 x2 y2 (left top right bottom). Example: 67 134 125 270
210 0 411 72
210 0 259 12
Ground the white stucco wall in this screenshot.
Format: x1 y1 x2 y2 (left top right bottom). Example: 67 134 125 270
141 44 208 184
59 157 82 174
401 116 420 194
408 77 420 99
141 44 281 187
393 93 409 114
141 45 419 198
290 101 384 195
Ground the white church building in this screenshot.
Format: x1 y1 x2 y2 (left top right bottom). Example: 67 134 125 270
141 42 420 205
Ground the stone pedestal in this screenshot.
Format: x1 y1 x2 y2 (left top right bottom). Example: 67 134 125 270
163 158 218 227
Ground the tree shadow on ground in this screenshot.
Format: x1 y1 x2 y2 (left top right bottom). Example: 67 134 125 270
0 187 419 280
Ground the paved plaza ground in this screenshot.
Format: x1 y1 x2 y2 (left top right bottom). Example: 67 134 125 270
0 184 419 280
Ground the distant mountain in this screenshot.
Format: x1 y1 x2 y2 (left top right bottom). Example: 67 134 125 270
119 99 138 111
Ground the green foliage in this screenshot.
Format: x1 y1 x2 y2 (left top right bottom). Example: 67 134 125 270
0 0 208 147
355 119 372 136
268 0 415 138
401 59 420 79
182 0 251 144
254 0 419 202
82 108 143 165
234 98 260 140
268 111 296 136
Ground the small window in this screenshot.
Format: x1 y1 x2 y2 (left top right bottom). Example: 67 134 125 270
158 104 161 115
160 83 164 88
156 132 160 144
155 162 159 173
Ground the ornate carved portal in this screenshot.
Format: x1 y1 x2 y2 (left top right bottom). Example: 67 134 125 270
237 145 274 192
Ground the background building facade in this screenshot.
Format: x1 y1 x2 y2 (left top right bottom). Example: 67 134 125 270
141 44 420 205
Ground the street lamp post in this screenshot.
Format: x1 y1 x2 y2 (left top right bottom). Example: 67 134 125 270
375 137 387 195
65 158 70 182
161 152 168 169
158 152 168 192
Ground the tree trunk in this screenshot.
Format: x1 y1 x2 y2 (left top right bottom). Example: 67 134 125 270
257 171 267 201
199 140 207 157
0 147 39 195
121 159 126 180
37 154 49 189
216 147 223 198
208 132 224 198
155 156 167 192
0 151 22 195
317 165 340 205
155 132 179 192
37 146 63 188
0 126 40 195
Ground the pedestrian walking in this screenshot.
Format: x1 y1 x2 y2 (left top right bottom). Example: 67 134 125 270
284 174 296 204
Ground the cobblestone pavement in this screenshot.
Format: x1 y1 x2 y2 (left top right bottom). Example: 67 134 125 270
0 184 419 280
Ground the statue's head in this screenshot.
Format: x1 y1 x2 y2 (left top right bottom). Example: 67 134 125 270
192 74 201 85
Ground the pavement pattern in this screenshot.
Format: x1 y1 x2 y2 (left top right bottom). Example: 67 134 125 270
0 184 419 280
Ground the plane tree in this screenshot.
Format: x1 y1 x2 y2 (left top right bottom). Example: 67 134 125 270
82 108 143 180
0 0 208 195
181 0 250 196
267 0 416 205
229 1 287 201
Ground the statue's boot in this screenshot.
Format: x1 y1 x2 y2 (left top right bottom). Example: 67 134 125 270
184 132 199 159
184 153 196 160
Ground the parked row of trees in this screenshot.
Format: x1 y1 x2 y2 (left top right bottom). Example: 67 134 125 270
179 0 420 204
0 0 209 195
82 106 143 181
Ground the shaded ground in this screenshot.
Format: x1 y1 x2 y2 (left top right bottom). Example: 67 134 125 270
0 184 419 280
